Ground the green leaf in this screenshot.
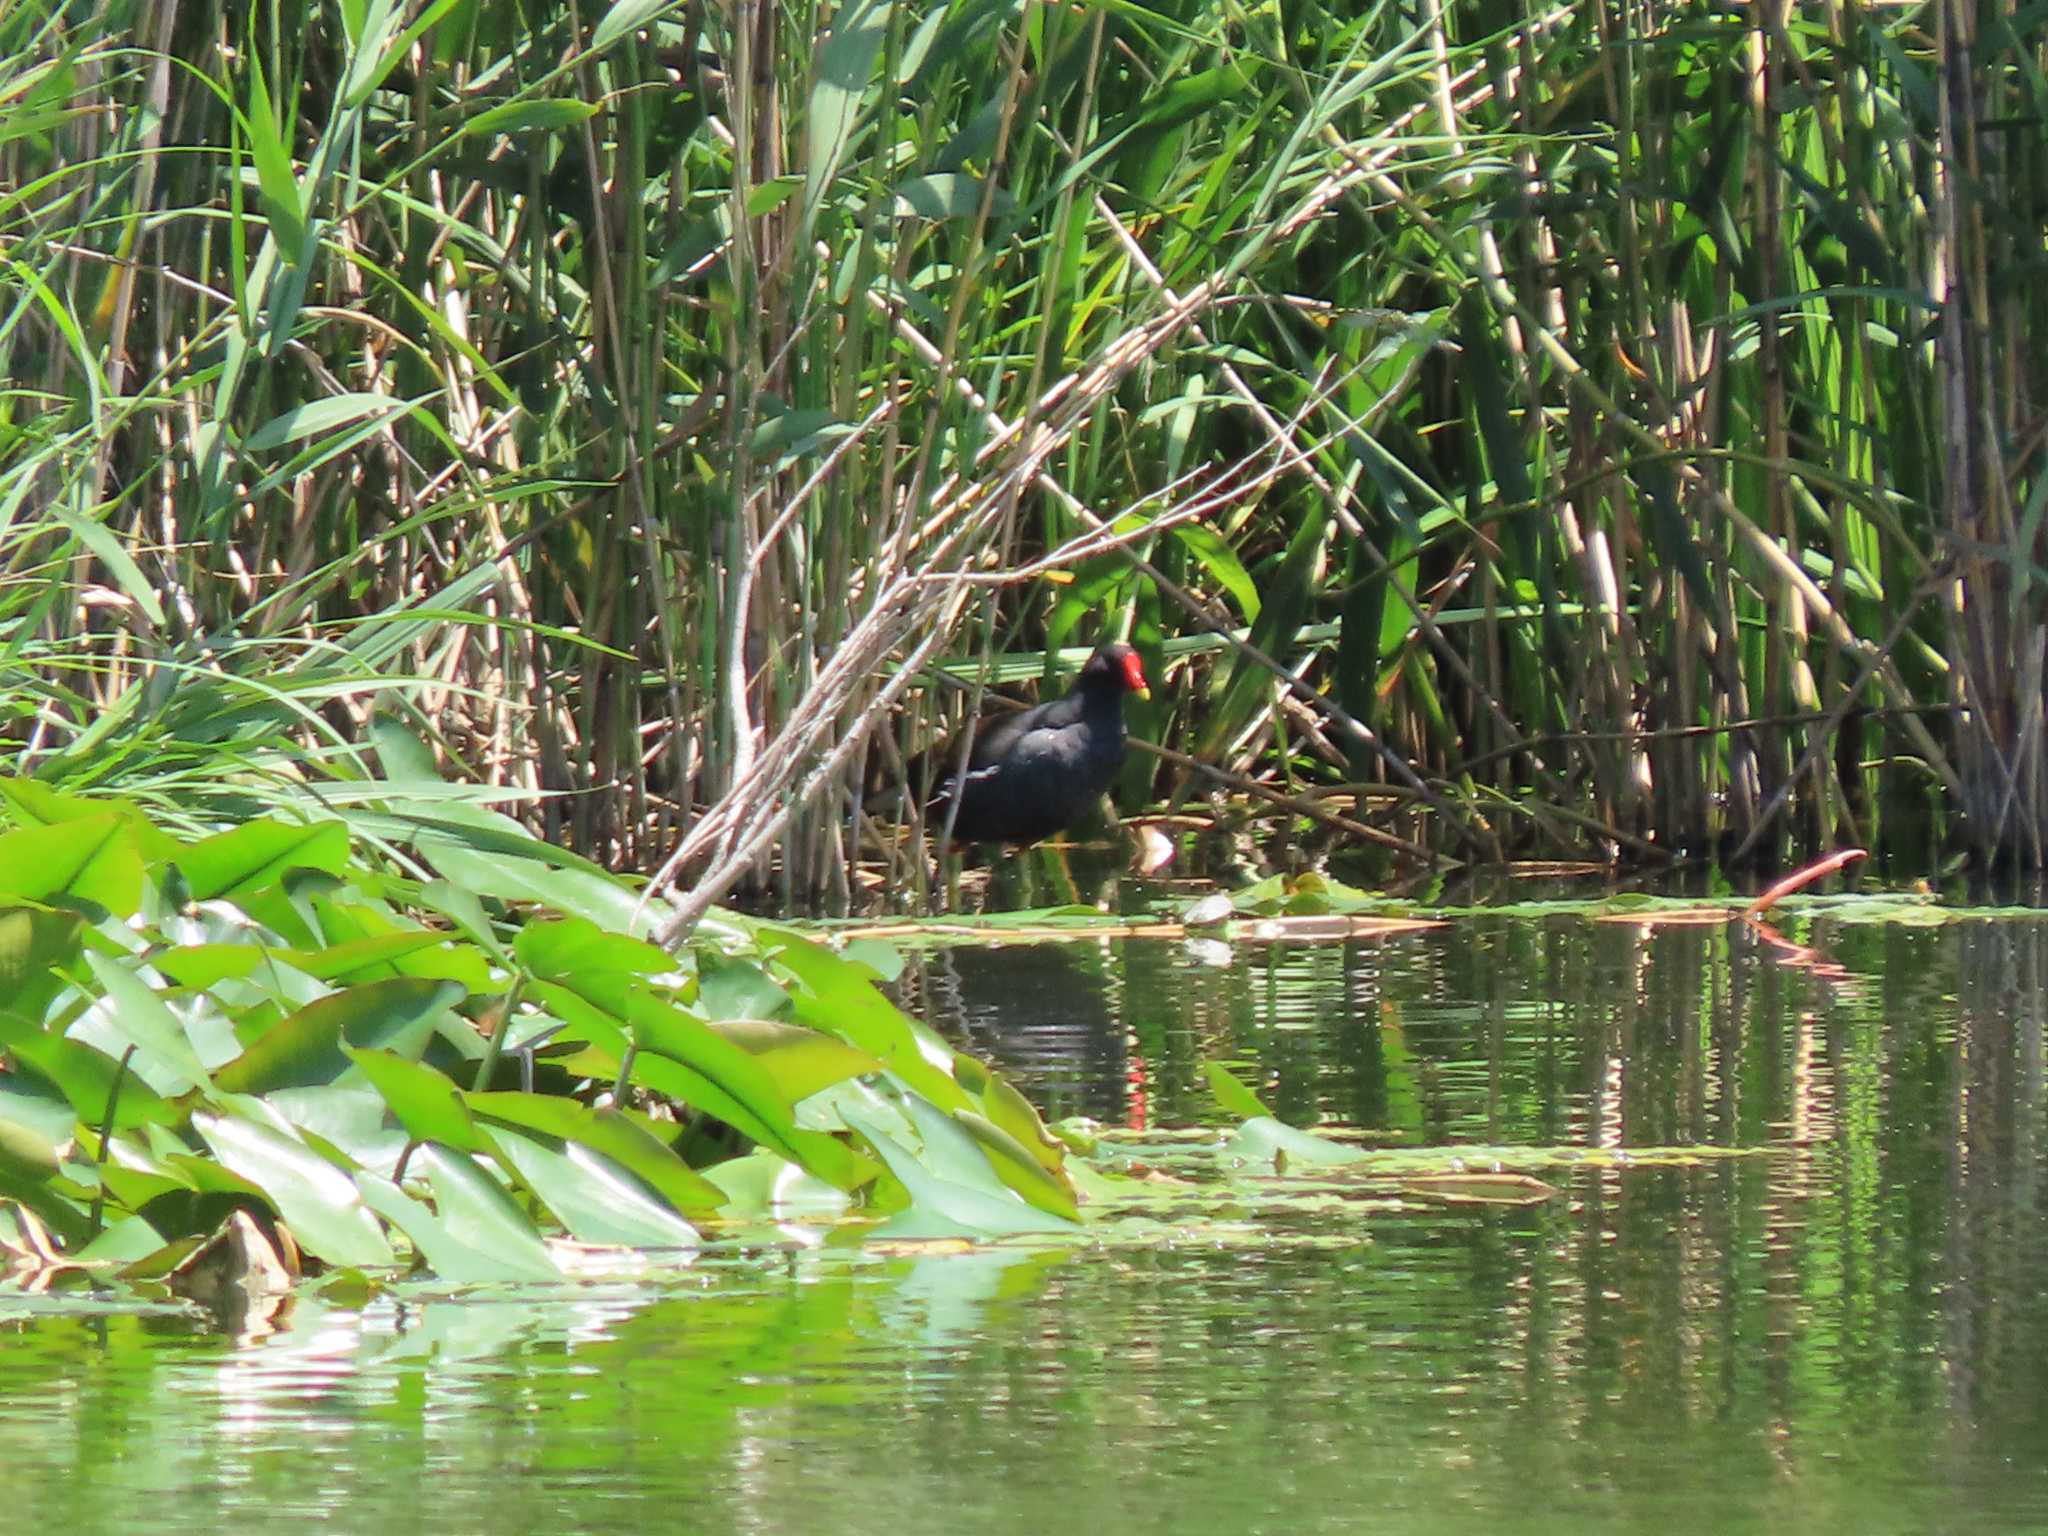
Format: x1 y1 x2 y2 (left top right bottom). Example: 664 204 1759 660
420 839 648 934
700 1148 851 1220
72 1213 172 1266
698 959 789 1021
0 817 144 915
0 905 84 1031
262 1083 408 1173
802 0 888 225
179 819 351 903
950 1109 1079 1221
487 1128 699 1249
749 407 853 467
1205 1063 1271 1121
0 1099 67 1178
195 1110 394 1266
81 951 214 1093
709 1019 881 1103
619 990 875 1190
1172 522 1261 621
0 781 179 858
889 173 1013 220
147 943 266 991
743 175 804 218
461 100 597 138
213 977 466 1095
46 506 169 629
354 1167 550 1283
764 931 973 1116
951 1054 1066 1177
242 53 307 265
514 916 675 984
1223 1116 1371 1171
346 1047 487 1152
415 879 508 964
591 0 677 51
304 897 496 992
848 1110 1077 1239
245 392 418 452
416 1141 560 1279
8 1035 180 1132
466 1092 726 1215
282 931 451 981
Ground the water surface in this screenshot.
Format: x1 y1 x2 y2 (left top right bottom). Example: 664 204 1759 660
6 907 2046 1535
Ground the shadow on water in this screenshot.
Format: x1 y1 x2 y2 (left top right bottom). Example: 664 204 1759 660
4 907 2047 1535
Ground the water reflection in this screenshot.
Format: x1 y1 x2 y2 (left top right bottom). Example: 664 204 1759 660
3 912 2047 1535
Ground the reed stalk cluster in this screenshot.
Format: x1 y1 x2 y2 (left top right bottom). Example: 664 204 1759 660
3 0 2043 912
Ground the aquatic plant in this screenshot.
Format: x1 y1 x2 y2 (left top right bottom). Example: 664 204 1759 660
0 757 1080 1291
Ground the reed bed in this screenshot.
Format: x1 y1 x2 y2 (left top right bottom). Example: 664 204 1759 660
1 0 2043 918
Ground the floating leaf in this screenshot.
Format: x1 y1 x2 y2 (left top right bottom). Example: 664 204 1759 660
1223 1116 1372 1171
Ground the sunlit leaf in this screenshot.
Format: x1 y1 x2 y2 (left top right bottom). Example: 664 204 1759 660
701 1148 852 1221
179 820 351 902
194 1111 393 1267
847 1110 1076 1240
709 1019 881 1102
515 916 676 984
466 1092 725 1215
346 1047 487 1152
950 1109 1078 1221
487 1129 699 1248
80 951 212 1093
591 0 676 51
0 817 143 915
460 100 597 138
8 1035 180 1132
763 931 971 1116
245 393 418 451
416 1142 560 1279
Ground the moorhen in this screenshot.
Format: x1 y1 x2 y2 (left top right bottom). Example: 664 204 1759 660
916 643 1150 846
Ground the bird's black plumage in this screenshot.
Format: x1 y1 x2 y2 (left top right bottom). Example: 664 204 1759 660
920 643 1149 846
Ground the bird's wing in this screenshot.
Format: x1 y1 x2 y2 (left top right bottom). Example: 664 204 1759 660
962 694 1074 768
987 719 1084 774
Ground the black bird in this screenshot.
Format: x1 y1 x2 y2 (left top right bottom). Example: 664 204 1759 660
915 643 1150 847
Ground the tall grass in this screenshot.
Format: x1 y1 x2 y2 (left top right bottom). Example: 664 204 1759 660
2 0 2043 916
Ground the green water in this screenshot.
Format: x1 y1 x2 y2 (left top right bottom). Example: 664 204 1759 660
6 911 2047 1535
